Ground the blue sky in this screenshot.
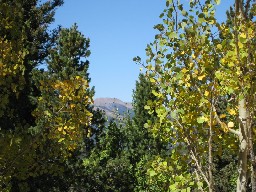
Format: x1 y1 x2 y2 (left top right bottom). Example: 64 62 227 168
51 0 232 102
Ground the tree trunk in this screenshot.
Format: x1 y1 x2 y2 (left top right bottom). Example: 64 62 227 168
250 144 256 192
249 120 256 192
208 106 213 192
236 98 248 192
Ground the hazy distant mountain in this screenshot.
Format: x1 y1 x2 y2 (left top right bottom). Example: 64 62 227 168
94 98 134 120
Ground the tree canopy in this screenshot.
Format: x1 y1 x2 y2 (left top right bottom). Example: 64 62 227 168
134 0 256 191
1 0 256 191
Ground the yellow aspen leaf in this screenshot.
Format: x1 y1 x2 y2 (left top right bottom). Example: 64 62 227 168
198 75 205 80
189 62 194 68
228 108 237 115
228 122 234 128
208 119 217 126
181 68 188 73
13 64 18 70
70 104 75 109
58 127 62 132
217 44 222 49
150 78 156 83
240 33 246 39
204 91 209 96
220 58 225 63
238 42 243 48
248 28 254 38
203 116 209 122
185 82 191 87
220 122 228 133
220 114 226 118
236 70 242 75
228 61 235 67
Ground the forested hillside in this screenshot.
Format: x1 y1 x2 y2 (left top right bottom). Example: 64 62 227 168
0 0 255 192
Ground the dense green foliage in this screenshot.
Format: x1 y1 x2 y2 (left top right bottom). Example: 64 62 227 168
0 1 96 191
79 73 165 191
1 0 255 191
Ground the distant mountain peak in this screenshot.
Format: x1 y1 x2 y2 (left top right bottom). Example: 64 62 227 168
93 97 133 120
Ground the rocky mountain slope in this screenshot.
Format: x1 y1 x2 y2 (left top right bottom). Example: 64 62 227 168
94 98 134 120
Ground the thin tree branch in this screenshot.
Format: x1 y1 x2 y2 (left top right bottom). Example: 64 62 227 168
174 119 210 186
212 105 241 136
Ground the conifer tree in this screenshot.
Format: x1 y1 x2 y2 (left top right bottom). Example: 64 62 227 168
132 73 166 157
0 0 63 131
0 1 103 191
133 73 158 130
0 1 64 190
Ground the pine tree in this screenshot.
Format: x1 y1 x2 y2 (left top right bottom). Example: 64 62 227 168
0 1 105 191
0 1 64 190
0 0 63 131
81 120 134 191
24 24 109 191
23 24 92 190
133 73 158 129
132 73 165 156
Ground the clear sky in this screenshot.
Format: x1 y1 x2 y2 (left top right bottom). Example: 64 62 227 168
51 0 232 102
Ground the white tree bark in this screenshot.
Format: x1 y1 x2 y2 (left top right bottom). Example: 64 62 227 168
236 98 249 192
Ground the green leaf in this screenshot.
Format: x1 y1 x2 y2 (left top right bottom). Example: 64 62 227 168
215 71 222 79
58 138 65 142
44 110 51 116
198 17 205 23
152 90 158 96
150 78 156 83
177 165 182 170
215 0 221 5
144 105 150 110
168 32 178 39
166 54 172 59
197 181 203 187
182 10 188 16
197 117 205 124
149 170 157 177
159 13 164 18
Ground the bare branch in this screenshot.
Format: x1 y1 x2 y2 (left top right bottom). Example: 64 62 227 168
212 105 240 136
174 119 210 186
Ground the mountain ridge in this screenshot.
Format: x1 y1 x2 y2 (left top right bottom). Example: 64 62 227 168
93 98 134 120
